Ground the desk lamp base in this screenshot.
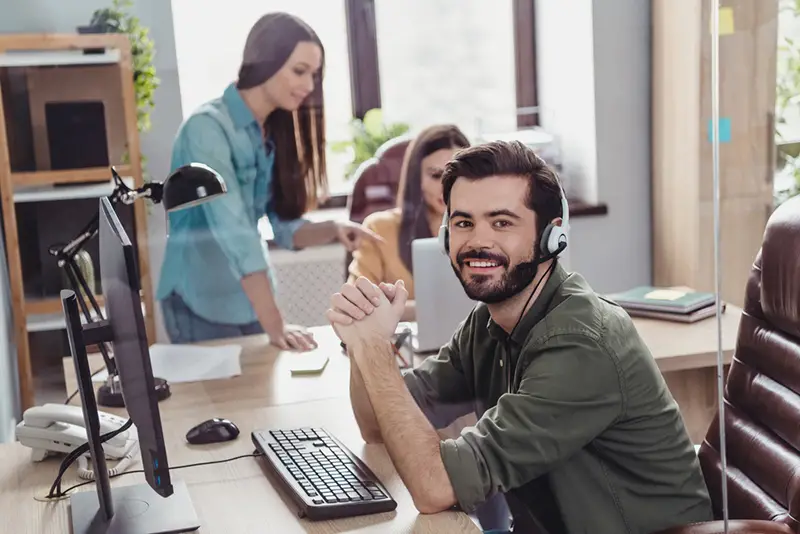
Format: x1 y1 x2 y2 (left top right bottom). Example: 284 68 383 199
97 376 171 408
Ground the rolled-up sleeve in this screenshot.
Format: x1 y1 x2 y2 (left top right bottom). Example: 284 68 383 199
402 322 475 429
439 334 624 513
180 115 268 279
266 209 307 251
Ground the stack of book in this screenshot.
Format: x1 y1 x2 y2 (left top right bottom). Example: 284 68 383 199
605 286 724 323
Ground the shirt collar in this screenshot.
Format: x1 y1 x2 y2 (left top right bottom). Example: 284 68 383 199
487 262 570 345
223 82 258 130
222 82 276 155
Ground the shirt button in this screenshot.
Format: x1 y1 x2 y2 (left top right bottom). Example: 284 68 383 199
499 359 504 367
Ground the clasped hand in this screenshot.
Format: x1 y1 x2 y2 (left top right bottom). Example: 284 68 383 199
326 277 408 348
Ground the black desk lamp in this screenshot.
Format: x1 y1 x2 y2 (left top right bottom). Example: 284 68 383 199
49 163 227 407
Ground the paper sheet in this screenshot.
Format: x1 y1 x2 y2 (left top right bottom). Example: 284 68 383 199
92 343 242 384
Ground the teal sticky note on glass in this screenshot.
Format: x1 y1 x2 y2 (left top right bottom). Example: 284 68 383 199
707 117 731 143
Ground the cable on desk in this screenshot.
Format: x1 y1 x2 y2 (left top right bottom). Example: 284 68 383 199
45 451 264 499
63 366 107 405
48 418 134 498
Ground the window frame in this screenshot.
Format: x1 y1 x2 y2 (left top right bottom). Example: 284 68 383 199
321 0 539 208
343 0 538 123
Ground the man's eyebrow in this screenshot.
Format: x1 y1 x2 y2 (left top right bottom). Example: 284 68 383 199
488 209 522 219
449 210 473 219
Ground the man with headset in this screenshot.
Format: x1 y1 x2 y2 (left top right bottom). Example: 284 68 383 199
327 141 712 533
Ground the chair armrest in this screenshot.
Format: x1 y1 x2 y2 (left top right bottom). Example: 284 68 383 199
654 520 793 534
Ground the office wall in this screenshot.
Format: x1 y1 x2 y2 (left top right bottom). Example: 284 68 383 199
536 0 652 293
0 0 181 342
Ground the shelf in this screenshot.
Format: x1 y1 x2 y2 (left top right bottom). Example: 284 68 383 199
11 166 132 187
25 296 147 333
26 295 105 316
27 307 102 333
0 49 120 68
14 176 134 203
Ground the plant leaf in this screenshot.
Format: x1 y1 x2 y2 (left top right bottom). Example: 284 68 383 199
362 108 384 138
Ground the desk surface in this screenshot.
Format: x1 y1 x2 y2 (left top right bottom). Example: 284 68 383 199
60 309 741 444
0 398 477 533
63 308 744 411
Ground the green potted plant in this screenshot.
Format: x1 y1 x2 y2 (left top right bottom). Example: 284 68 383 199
82 0 159 135
774 0 800 205
331 108 410 179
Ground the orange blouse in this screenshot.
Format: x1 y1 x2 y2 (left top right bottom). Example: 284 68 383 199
347 208 416 299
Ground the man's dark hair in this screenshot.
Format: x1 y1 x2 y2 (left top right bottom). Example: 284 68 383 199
441 140 564 242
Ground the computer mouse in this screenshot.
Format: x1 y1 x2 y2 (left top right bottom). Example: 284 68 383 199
185 418 240 445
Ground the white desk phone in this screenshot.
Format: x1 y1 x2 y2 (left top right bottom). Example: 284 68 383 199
15 403 139 479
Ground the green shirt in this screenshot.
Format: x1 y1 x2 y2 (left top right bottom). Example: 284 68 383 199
403 264 713 533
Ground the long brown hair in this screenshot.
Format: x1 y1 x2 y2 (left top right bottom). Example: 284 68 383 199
397 124 470 270
237 12 327 220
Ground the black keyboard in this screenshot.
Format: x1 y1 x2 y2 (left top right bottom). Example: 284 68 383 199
252 427 397 520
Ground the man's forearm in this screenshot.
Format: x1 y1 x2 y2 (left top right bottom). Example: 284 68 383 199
350 338 456 513
292 221 338 249
349 357 383 443
241 271 283 332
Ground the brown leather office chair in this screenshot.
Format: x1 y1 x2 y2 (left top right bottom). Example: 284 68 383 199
658 195 800 533
346 134 412 224
344 135 412 279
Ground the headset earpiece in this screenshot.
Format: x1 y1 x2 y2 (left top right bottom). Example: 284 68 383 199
543 179 570 256
438 175 569 258
539 224 554 255
438 211 449 255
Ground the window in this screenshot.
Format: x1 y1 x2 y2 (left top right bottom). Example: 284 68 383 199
171 0 355 195
346 0 539 135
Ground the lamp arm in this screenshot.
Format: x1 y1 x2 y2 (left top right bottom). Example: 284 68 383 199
119 181 164 206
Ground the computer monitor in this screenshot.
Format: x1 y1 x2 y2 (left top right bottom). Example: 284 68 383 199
411 237 477 353
62 196 199 533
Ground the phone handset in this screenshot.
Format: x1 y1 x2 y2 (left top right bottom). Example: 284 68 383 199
15 403 139 479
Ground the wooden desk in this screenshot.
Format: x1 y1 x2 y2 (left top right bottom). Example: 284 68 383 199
2 326 479 533
0 398 477 533
1 308 740 533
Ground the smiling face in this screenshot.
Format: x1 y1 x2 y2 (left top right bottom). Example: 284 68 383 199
447 175 541 303
262 41 323 111
420 148 459 217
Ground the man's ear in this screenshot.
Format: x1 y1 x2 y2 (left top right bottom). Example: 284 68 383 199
551 217 563 228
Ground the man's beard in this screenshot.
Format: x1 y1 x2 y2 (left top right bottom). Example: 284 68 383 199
451 244 542 304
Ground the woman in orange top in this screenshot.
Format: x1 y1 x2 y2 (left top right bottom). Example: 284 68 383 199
347 124 470 320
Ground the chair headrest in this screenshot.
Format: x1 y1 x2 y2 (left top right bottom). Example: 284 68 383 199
375 135 412 160
760 195 800 339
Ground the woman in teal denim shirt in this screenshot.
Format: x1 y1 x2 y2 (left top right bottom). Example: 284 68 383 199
158 13 379 350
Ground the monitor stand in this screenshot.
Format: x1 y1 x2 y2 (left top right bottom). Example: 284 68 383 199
62 290 200 533
70 481 197 534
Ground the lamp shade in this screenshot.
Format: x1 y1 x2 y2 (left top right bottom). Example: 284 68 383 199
161 163 227 211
